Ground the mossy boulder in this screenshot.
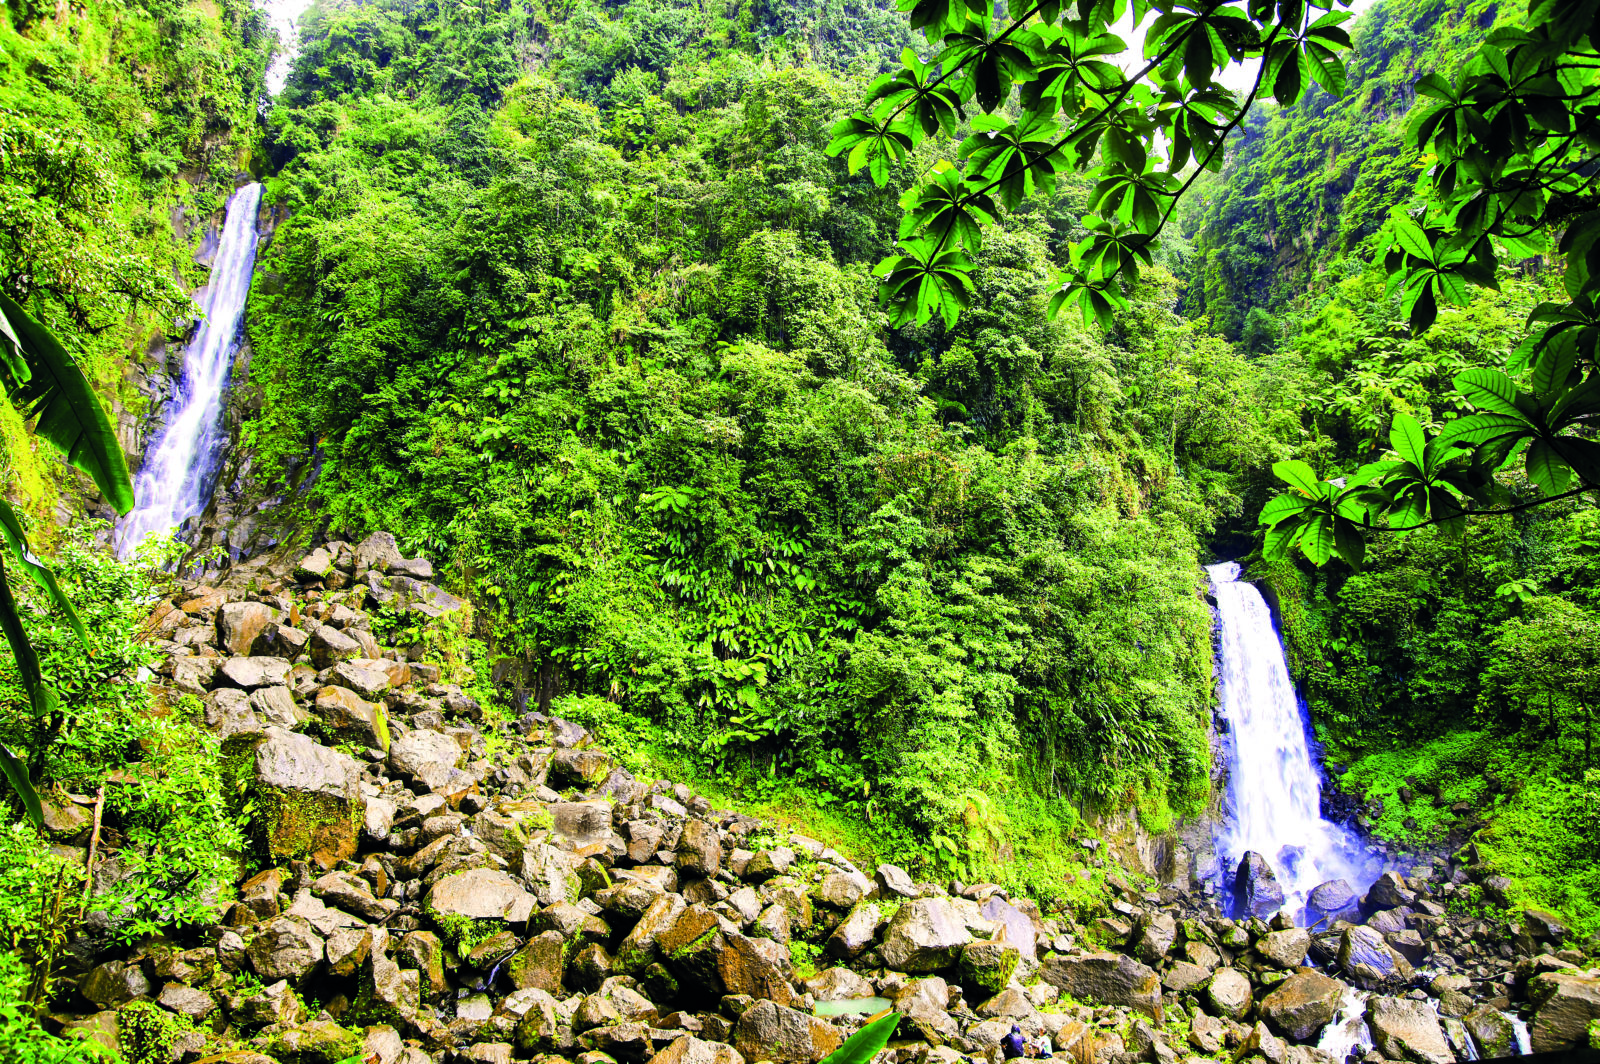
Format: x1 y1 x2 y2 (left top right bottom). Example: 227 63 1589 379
958 940 1021 997
251 727 365 869
255 1020 364 1063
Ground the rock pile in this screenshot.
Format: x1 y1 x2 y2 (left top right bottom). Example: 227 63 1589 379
37 535 1600 1064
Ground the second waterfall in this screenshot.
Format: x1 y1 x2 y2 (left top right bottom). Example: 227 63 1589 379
117 182 263 558
1207 562 1379 916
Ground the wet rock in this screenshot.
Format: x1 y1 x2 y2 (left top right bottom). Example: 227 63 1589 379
1259 970 1346 1041
879 897 972 972
616 893 688 975
257 1019 364 1062
732 1000 842 1064
1039 952 1162 1020
1367 996 1455 1064
508 931 567 993
1233 852 1286 919
1365 871 1417 913
1204 967 1252 1021
1256 928 1312 969
1162 961 1211 995
806 968 875 1002
1529 971 1600 1052
717 932 796 1006
1337 925 1413 989
1462 1004 1516 1058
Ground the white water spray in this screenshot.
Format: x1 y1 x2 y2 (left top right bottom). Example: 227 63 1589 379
117 183 263 558
1207 562 1378 911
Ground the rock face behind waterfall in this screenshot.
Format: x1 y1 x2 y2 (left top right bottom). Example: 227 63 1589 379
40 536 1600 1062
1233 852 1286 920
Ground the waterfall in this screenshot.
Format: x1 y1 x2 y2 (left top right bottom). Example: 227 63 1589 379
1207 561 1378 911
117 182 263 558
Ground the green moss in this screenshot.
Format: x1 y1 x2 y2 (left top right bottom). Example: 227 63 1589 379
117 1002 195 1064
429 910 500 954
254 786 361 865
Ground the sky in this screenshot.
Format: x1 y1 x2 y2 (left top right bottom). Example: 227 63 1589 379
1109 0 1383 95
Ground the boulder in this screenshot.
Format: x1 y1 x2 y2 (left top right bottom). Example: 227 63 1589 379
1304 879 1361 931
310 624 362 668
551 801 615 849
204 688 263 738
733 1001 842 1064
958 940 1020 996
237 980 307 1026
331 660 392 700
816 872 867 910
217 656 292 689
155 984 216 1021
717 932 796 1007
218 601 275 657
875 863 917 898
314 686 387 747
879 897 972 972
1336 925 1413 989
252 727 364 867
1132 911 1177 965
676 819 722 878
805 967 875 1002
1367 996 1455 1064
1204 967 1253 1021
1462 1004 1517 1058
296 548 335 581
249 685 302 729
354 532 404 573
649 1034 746 1064
247 916 326 981
426 869 537 923
615 892 688 975
1234 852 1286 919
1524 909 1568 945
1365 871 1418 913
979 897 1038 961
80 960 150 1008
253 622 309 659
1256 928 1312 969
894 975 961 1044
507 931 567 993
825 901 881 958
1259 970 1346 1041
1529 972 1600 1052
551 748 614 788
390 728 464 789
1039 952 1162 1020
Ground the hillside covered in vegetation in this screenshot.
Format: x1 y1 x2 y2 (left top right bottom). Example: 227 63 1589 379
1 0 1599 1053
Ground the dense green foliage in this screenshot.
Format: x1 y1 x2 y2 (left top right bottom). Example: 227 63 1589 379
237 0 1324 891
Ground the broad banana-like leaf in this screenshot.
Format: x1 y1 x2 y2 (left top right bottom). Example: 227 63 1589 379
0 292 135 515
818 1012 902 1064
0 744 42 829
0 498 87 647
0 556 50 717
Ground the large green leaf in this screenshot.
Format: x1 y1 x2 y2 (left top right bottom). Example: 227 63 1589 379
1272 460 1323 496
0 558 57 720
0 745 41 830
1389 413 1427 469
1454 368 1523 418
818 1012 902 1064
0 499 86 647
0 292 135 515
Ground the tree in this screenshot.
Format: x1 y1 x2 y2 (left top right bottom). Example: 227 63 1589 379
0 292 136 827
1262 0 1600 569
827 0 1356 330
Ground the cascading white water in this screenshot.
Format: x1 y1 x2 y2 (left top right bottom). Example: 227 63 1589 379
116 182 263 558
258 0 314 94
1207 561 1378 910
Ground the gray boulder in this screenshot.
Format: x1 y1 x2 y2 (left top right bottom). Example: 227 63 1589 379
1233 851 1286 919
733 1000 842 1064
1205 967 1253 1021
1304 879 1361 930
1529 971 1600 1052
879 897 972 972
1259 970 1346 1041
252 727 364 866
247 916 326 981
389 728 463 789
425 869 537 923
1039 952 1162 1020
1367 996 1455 1064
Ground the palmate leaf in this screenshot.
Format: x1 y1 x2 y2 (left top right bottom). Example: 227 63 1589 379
873 237 978 330
0 498 86 647
899 169 997 251
0 292 135 515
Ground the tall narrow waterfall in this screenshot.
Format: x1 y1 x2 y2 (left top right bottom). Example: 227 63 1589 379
117 182 263 558
1207 562 1377 908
